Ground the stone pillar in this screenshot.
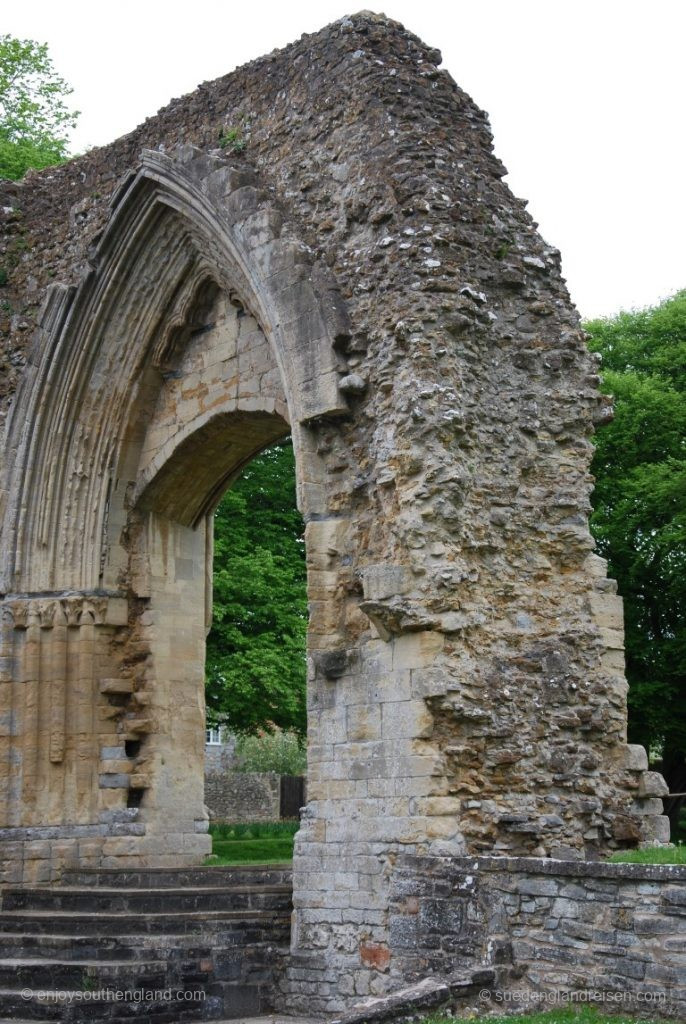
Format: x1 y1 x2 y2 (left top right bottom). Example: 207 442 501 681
0 593 209 883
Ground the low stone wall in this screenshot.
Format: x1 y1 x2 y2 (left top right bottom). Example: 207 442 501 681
205 771 280 823
388 855 686 1018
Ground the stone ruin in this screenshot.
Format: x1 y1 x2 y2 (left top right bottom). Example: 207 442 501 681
0 11 672 1014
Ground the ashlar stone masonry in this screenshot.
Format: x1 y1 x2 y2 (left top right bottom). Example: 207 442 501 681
0 11 669 1014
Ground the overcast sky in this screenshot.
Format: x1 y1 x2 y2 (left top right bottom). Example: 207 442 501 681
4 0 684 319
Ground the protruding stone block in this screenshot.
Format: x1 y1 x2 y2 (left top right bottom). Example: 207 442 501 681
99 773 131 789
638 815 672 845
638 771 669 798
129 773 151 789
361 565 413 602
125 718 153 736
623 744 649 772
99 678 134 695
100 745 127 759
632 798 665 815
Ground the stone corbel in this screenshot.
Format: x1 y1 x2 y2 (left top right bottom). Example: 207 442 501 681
7 602 29 630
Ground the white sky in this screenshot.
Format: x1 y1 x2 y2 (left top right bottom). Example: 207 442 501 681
3 0 685 319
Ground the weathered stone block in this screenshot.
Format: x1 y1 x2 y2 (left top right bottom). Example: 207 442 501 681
100 745 127 759
99 677 133 694
639 815 671 845
633 798 665 816
99 773 131 789
410 797 462 816
361 565 413 602
638 771 669 798
347 705 381 742
623 744 649 772
381 700 434 739
392 633 445 671
516 879 560 897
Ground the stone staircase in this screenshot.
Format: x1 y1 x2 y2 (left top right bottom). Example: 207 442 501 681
0 865 292 1022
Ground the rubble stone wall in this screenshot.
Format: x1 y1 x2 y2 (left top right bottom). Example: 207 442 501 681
387 855 686 1019
205 771 280 824
0 10 669 1013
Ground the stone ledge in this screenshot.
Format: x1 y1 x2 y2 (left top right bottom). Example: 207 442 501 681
399 853 686 882
0 822 147 842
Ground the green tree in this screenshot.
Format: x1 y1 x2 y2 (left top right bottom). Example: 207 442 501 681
587 291 686 832
206 441 307 736
0 35 78 180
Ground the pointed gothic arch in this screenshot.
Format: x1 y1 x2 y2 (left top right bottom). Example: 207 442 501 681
0 145 349 867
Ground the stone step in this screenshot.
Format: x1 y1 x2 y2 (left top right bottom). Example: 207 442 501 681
0 909 290 937
0 964 279 1021
0 988 210 1021
0 956 168 989
63 865 293 888
0 1002 320 1022
0 867 291 1021
1 885 292 915
0 932 179 960
0 985 266 1022
0 930 288 960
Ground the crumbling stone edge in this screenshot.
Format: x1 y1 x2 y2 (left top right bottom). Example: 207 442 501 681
331 971 496 1024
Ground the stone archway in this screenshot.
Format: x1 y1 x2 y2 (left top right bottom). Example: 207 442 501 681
0 147 347 876
0 11 670 1014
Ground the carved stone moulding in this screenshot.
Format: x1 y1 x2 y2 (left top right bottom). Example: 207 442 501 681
4 594 128 630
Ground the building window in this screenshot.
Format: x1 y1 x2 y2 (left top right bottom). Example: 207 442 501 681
206 726 222 745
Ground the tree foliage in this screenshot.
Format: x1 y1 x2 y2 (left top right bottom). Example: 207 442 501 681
0 35 78 180
206 441 307 736
587 291 686 822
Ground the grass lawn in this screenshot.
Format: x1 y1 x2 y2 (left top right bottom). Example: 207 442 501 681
422 1009 668 1024
609 843 686 864
205 820 297 865
207 838 293 863
204 821 686 866
203 821 686 867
